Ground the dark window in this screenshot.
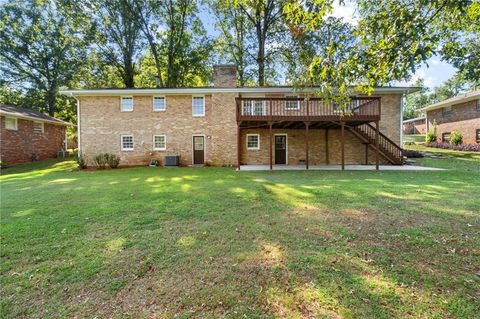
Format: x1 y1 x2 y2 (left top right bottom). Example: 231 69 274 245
476 129 480 143
477 100 480 111
442 106 453 116
442 132 451 143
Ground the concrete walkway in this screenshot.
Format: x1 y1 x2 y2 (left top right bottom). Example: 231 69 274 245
239 164 445 171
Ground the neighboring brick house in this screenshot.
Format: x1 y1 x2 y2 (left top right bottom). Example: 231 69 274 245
0 104 71 164
420 90 480 144
403 117 426 135
60 65 418 169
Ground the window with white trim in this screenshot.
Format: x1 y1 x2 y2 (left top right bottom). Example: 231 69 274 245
242 100 266 115
33 122 44 133
246 134 260 150
153 135 166 150
120 96 133 112
153 96 166 111
285 95 300 110
192 96 205 116
5 117 17 130
121 135 134 150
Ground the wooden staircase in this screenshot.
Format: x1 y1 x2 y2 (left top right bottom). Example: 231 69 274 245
349 123 404 165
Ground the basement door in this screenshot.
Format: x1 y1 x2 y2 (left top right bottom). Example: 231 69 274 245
193 136 205 165
274 135 287 165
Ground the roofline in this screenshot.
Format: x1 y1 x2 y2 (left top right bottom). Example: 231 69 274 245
419 89 480 112
403 117 426 123
0 110 73 126
60 86 421 97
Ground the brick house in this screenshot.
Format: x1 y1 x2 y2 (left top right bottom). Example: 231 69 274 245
60 65 418 169
403 117 426 135
0 104 71 164
420 90 480 144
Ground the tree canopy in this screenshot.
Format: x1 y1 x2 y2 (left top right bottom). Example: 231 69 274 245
0 0 478 120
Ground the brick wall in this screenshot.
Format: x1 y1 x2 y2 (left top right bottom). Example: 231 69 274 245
427 100 480 144
240 128 389 165
78 92 402 167
79 94 237 166
403 120 426 135
0 116 66 164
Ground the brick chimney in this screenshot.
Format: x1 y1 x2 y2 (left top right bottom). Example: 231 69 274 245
213 64 237 87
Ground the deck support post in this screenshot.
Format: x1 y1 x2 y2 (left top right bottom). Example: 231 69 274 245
269 122 273 170
305 122 310 169
364 143 369 165
375 120 380 170
341 121 345 170
237 122 242 170
325 128 329 165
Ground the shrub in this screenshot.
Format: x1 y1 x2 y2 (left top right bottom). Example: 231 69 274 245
425 120 437 143
92 153 108 169
106 154 120 168
77 154 88 169
426 142 480 152
0 160 7 169
402 149 424 158
449 130 463 145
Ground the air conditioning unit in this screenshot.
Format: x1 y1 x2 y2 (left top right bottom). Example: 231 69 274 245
164 155 180 166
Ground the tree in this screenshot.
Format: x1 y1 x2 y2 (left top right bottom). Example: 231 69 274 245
159 0 213 87
282 0 476 102
442 1 480 86
92 0 143 88
209 0 254 86
0 0 91 116
222 0 290 86
403 79 432 120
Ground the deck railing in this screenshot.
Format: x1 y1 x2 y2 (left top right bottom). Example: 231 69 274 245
236 97 381 122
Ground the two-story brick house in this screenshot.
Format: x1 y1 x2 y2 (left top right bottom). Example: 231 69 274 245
420 90 480 144
0 104 71 164
60 65 418 169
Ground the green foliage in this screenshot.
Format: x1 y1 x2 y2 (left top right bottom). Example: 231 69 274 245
426 120 438 143
77 154 88 169
0 0 92 116
106 154 121 168
92 153 108 169
0 160 7 169
449 130 463 145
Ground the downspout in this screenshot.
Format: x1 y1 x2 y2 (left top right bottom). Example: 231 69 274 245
71 94 81 155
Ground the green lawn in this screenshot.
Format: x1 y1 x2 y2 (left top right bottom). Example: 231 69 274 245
1 151 479 318
403 134 425 144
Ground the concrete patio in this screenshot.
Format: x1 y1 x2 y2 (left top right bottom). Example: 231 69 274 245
238 165 445 171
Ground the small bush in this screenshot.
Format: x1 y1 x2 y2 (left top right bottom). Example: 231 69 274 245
402 149 424 158
77 154 88 169
425 120 437 143
92 153 108 169
426 142 480 152
106 154 120 168
0 160 7 169
449 130 463 145
425 131 437 143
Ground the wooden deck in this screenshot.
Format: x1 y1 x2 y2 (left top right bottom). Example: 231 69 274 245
236 97 380 123
235 96 403 170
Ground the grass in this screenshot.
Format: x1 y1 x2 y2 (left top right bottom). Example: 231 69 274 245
403 134 425 144
1 152 479 318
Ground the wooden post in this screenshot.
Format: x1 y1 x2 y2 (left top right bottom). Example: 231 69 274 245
375 120 380 170
237 123 242 170
305 122 310 169
269 122 273 170
325 128 329 165
341 122 345 170
364 143 369 165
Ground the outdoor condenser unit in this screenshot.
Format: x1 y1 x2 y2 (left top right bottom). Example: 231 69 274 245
164 155 180 166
